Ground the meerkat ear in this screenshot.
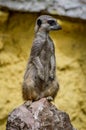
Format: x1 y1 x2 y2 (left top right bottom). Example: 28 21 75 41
37 19 42 27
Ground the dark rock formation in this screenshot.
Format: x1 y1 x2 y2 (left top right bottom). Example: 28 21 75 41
0 0 86 20
6 98 77 130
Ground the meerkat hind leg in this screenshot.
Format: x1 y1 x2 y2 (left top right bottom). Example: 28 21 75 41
24 100 32 108
41 79 59 101
46 96 53 101
22 79 39 101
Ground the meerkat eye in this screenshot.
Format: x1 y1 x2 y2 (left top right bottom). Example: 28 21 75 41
47 20 56 26
37 19 42 27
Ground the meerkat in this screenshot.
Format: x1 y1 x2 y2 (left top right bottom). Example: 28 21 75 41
22 15 62 102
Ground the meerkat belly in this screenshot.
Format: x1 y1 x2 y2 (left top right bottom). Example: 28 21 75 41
40 44 52 82
40 45 51 65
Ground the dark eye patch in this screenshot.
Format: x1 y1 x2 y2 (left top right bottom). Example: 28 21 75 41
37 19 42 27
47 20 56 26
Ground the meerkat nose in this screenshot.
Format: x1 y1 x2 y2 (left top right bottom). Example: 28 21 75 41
57 24 62 30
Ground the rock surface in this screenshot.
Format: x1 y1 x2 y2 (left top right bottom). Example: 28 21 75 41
0 0 86 19
6 98 76 130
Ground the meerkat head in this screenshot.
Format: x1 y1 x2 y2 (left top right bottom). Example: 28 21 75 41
35 15 62 33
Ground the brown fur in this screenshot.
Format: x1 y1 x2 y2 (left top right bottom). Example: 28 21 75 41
22 15 61 101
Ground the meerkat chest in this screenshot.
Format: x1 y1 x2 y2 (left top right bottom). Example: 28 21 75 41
39 39 52 67
41 41 52 58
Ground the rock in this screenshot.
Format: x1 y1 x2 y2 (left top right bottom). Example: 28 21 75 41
0 0 86 19
6 98 77 130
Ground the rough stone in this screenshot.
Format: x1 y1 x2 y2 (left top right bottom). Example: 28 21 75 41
0 0 86 19
6 98 77 130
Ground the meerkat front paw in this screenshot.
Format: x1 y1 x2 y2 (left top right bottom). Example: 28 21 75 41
38 69 44 80
49 72 55 81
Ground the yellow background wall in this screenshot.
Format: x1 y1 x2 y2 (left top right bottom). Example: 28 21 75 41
0 12 86 130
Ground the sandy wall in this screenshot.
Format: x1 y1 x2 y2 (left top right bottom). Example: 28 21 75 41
0 11 86 130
